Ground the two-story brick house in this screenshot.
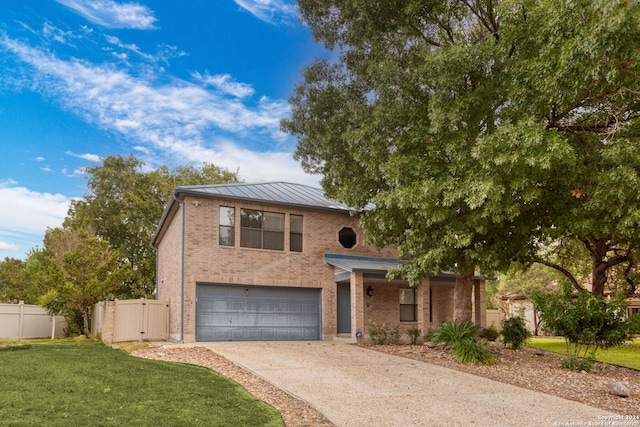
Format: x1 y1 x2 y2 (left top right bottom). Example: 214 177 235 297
151 182 487 342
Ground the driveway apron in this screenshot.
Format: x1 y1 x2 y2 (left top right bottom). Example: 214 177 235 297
194 341 614 427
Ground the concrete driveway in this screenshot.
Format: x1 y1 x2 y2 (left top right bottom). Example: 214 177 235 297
196 341 612 427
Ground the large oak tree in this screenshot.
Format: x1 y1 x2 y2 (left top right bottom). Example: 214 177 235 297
283 0 640 321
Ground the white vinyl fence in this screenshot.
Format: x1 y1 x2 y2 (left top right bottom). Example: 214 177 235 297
0 302 67 338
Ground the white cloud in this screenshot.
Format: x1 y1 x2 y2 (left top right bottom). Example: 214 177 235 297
0 35 290 160
56 0 157 30
0 241 19 251
65 151 102 162
35 156 45 161
0 184 71 253
192 72 255 98
0 183 74 259
234 0 298 24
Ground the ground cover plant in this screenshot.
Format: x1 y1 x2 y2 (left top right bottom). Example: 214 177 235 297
431 320 496 365
0 341 283 427
528 337 640 371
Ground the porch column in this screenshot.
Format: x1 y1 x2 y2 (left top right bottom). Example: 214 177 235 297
417 277 431 333
474 280 487 328
350 272 365 337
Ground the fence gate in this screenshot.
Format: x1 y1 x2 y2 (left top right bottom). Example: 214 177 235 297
112 299 169 342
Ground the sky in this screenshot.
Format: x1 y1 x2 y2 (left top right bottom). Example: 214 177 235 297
0 0 330 260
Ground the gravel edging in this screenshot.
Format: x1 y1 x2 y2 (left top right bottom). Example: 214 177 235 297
131 345 335 427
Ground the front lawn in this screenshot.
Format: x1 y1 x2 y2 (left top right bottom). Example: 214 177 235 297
0 341 283 426
527 337 640 370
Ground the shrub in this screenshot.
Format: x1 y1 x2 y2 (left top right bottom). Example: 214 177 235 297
479 325 500 341
423 329 435 343
451 339 497 365
501 316 531 350
407 328 422 345
366 320 388 345
531 283 631 356
561 354 596 372
432 320 480 348
387 327 401 345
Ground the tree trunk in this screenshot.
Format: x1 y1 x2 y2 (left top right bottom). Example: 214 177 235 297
584 238 630 297
82 307 90 336
453 264 475 323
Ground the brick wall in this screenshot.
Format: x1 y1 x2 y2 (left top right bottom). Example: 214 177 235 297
156 194 398 342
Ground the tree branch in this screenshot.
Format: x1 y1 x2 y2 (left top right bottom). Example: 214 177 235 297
534 258 585 293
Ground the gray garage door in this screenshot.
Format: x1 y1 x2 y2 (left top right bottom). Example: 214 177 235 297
196 284 321 341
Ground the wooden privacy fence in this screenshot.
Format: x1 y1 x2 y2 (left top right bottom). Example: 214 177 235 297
0 302 67 338
93 299 169 343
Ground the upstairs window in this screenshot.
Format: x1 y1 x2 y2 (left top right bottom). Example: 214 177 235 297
290 215 303 252
219 206 235 246
240 209 284 250
399 288 417 322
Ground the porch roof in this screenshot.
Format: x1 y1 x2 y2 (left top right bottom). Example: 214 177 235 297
323 253 494 282
323 253 403 275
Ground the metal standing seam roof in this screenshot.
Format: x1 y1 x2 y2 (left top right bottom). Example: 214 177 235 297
177 182 355 211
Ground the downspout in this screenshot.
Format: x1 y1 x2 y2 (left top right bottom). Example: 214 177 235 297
173 193 185 343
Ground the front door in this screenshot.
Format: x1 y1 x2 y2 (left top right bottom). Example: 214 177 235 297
337 283 351 334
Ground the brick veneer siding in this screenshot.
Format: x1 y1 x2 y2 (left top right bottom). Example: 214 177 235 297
156 195 398 342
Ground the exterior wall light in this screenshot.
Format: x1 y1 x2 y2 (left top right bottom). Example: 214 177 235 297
366 286 374 297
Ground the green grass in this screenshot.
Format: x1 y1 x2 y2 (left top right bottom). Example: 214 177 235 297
0 341 283 427
528 337 640 370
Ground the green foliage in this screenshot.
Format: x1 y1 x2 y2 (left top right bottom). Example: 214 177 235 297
501 316 531 350
366 320 388 345
43 227 129 336
407 328 422 345
450 339 496 366
479 325 500 342
561 354 596 372
432 321 496 365
65 154 240 299
285 0 640 320
387 326 400 345
432 321 480 349
531 284 631 358
0 342 283 426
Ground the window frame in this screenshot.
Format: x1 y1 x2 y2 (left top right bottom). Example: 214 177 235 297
219 206 235 246
399 288 417 322
290 214 303 252
239 208 285 251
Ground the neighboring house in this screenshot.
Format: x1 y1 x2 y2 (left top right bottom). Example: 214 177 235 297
151 182 487 343
499 292 540 335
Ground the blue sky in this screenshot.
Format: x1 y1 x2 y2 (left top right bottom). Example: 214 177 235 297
0 0 329 260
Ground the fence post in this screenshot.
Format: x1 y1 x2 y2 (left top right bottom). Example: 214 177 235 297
18 301 25 338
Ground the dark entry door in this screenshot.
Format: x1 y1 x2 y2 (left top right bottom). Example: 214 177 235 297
337 283 351 334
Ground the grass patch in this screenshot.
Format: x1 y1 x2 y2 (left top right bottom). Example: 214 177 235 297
0 341 283 426
528 337 640 370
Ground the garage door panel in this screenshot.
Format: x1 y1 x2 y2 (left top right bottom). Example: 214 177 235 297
196 284 321 341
